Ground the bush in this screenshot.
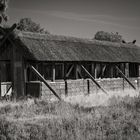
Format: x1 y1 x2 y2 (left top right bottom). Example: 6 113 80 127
94 31 122 42
17 18 50 34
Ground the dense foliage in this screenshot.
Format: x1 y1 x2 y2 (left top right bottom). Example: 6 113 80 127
0 0 8 24
17 18 50 34
94 31 123 42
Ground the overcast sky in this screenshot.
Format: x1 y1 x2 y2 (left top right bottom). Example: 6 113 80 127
7 0 140 45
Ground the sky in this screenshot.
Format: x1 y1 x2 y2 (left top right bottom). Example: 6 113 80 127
7 0 140 45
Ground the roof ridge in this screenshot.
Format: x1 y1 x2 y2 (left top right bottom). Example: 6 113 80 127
14 30 138 48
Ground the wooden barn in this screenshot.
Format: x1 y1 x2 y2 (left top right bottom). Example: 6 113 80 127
0 24 140 100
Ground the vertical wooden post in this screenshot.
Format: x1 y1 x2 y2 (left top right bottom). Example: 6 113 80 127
65 80 68 96
95 63 97 79
52 63 55 82
64 63 68 96
87 79 90 94
24 62 28 96
77 64 82 78
24 62 27 82
139 65 140 77
11 47 25 99
136 64 139 77
62 63 65 79
75 64 79 79
91 63 95 78
110 65 114 78
125 63 129 78
11 46 16 99
138 65 140 89
123 78 125 91
0 65 1 97
138 77 140 89
100 64 103 78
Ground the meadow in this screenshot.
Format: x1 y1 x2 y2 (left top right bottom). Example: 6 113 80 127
0 90 140 140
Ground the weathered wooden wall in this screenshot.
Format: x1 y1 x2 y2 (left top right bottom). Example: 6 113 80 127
1 78 140 98
41 78 140 98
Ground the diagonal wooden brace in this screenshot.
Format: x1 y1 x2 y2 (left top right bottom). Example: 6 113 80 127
80 65 108 94
65 64 74 78
29 65 62 100
114 65 136 90
0 24 17 48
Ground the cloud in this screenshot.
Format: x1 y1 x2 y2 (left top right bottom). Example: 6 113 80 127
9 8 140 30
47 10 140 30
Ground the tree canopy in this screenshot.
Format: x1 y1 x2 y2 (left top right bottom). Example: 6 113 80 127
17 18 50 34
94 31 122 43
0 0 8 24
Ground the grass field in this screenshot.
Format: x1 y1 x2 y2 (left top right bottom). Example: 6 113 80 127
0 90 140 140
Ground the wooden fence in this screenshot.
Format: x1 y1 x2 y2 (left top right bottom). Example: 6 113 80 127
1 78 140 98
41 78 140 98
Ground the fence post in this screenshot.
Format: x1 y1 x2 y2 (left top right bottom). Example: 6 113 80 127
80 65 108 94
123 78 124 91
137 78 139 89
65 80 68 96
0 70 1 97
115 65 136 90
137 77 140 89
87 79 90 94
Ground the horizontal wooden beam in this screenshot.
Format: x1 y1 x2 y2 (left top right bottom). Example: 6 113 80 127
80 65 108 94
29 65 61 100
115 65 136 90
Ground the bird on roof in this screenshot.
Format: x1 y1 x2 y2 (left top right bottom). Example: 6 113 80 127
122 39 136 44
122 40 126 43
132 40 136 44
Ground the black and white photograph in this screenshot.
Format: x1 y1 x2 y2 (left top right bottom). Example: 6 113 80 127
0 0 140 139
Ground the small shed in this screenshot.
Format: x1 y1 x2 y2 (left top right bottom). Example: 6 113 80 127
0 25 140 99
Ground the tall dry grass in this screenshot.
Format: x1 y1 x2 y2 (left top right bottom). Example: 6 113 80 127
0 90 140 140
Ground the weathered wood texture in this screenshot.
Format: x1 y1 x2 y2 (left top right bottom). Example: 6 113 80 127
29 65 61 100
41 78 140 98
11 47 25 99
115 66 136 90
139 65 140 77
1 77 140 98
80 65 108 94
0 67 1 96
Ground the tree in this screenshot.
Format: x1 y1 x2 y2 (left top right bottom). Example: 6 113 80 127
94 31 122 43
0 0 8 24
17 18 50 34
